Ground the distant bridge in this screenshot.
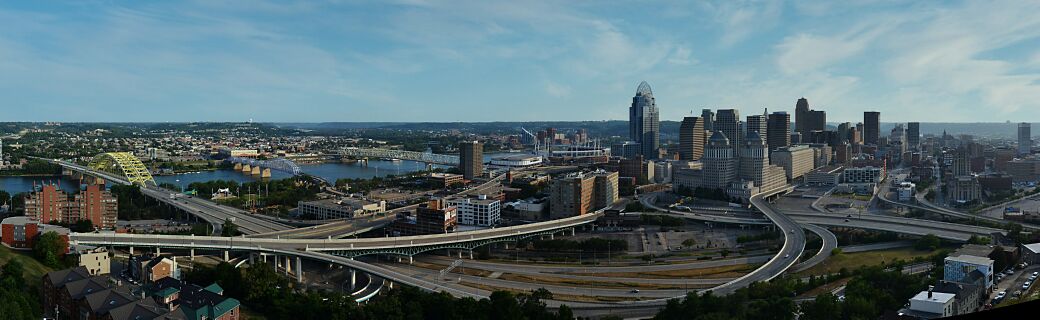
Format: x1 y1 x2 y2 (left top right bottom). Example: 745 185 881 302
340 148 459 166
226 157 302 177
87 152 156 186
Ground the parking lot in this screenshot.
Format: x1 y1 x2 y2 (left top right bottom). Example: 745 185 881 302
989 263 1040 305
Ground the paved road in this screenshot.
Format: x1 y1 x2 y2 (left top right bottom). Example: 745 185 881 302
791 224 838 273
378 262 695 298
644 193 1001 241
48 158 292 234
420 254 769 275
875 179 1040 232
705 193 805 295
70 211 600 254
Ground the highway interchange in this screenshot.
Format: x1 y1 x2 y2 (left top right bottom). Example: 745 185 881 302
47 157 1024 318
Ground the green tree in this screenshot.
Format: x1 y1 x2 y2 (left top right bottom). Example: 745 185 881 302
914 234 941 251
799 293 842 320
489 291 523 320
221 218 238 237
32 231 66 268
71 219 94 232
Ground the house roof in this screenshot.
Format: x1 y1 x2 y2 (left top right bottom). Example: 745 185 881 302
64 276 115 300
151 277 240 320
107 299 176 320
44 266 92 288
83 287 139 317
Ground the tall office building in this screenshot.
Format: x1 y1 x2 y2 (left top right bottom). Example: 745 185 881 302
837 122 853 144
715 109 742 155
739 132 788 193
701 109 715 132
679 116 706 161
702 131 737 189
548 173 595 219
907 122 921 150
1019 123 1032 155
629 81 660 159
864 111 880 145
459 141 483 180
794 97 826 135
795 98 809 135
767 112 791 150
746 111 768 147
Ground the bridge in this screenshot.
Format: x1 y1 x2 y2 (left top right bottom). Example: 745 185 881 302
876 185 1040 232
68 211 600 288
340 147 459 166
86 152 157 186
43 156 293 235
226 156 302 177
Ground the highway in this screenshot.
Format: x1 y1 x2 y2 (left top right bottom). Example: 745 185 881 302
419 254 771 275
68 211 600 253
875 174 1040 232
45 158 292 234
642 193 1003 241
791 223 838 273
705 193 805 294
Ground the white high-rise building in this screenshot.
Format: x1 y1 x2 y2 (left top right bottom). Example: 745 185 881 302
447 195 501 227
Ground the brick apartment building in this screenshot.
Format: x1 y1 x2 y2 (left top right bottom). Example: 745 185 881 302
24 183 118 229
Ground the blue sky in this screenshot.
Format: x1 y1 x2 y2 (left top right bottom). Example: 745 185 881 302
2 0 1040 123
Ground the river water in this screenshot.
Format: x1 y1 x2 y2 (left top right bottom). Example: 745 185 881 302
0 153 522 193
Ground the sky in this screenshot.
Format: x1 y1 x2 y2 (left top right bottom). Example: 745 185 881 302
2 0 1040 123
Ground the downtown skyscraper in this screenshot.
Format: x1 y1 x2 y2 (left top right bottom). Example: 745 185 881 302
794 97 826 136
629 81 660 159
767 111 791 150
907 122 920 150
679 116 706 161
1020 122 1033 155
864 111 881 146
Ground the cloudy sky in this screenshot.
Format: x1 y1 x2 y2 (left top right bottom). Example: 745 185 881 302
2 0 1039 123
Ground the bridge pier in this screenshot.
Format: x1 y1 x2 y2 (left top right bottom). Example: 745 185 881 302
224 251 229 262
469 250 474 260
350 269 357 291
155 247 161 255
409 255 414 264
295 257 303 283
249 253 255 265
129 246 134 255
190 248 195 261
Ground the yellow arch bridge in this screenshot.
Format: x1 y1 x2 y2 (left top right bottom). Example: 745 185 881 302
87 152 156 186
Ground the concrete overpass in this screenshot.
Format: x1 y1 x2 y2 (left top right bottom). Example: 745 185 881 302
876 186 1039 232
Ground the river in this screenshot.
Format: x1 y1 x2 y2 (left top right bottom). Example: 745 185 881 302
0 152 524 193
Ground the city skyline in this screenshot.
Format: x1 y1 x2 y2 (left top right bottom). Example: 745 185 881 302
2 1 1040 123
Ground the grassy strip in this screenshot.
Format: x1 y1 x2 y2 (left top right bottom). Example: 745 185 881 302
792 247 943 277
574 263 758 279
